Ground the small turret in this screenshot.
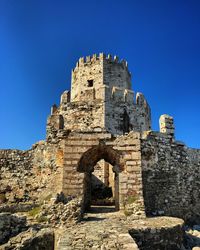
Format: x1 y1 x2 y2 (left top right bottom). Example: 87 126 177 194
159 114 175 137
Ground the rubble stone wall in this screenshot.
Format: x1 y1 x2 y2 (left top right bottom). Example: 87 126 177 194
0 149 33 203
0 141 64 204
129 217 184 250
47 96 151 139
105 97 151 135
59 100 105 132
141 131 200 222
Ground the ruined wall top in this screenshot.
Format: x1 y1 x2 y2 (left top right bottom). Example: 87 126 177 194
72 53 129 73
71 53 131 102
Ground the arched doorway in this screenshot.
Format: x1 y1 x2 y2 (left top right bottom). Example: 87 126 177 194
91 159 115 206
77 144 123 211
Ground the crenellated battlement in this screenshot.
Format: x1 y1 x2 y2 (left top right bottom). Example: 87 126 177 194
71 53 131 102
72 53 129 73
104 53 128 68
136 92 148 107
59 86 150 110
111 87 134 104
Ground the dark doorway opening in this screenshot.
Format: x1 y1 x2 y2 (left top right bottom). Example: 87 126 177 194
82 160 119 211
77 145 123 212
91 160 114 205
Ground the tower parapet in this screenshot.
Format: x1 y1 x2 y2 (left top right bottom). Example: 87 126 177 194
71 53 131 102
72 53 129 71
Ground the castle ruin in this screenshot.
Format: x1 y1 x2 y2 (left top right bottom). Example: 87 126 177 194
0 53 200 223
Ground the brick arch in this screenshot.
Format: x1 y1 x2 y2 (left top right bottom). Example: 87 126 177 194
77 144 123 211
77 144 124 173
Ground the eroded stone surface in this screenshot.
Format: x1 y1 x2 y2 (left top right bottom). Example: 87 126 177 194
55 206 184 250
0 227 54 250
0 213 27 245
38 197 82 227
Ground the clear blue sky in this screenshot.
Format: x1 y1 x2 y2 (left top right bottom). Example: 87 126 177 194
0 0 200 150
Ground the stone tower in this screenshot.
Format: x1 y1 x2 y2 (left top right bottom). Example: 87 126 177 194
47 53 151 140
71 53 131 102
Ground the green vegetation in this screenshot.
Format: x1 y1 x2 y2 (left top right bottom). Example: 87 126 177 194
28 206 41 217
37 215 48 223
28 206 48 223
127 195 138 204
0 193 6 202
124 209 132 217
44 194 52 201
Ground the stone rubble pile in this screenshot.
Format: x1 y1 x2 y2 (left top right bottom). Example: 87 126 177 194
0 227 54 250
37 196 82 227
0 202 37 213
0 213 27 245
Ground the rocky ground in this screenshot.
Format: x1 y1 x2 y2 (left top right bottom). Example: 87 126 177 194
0 195 81 249
55 206 185 250
55 206 139 250
0 196 200 250
1 227 54 250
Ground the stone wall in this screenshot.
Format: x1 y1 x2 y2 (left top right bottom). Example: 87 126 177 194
47 93 151 140
92 160 108 185
129 217 184 250
0 130 145 215
91 160 115 192
71 53 131 102
91 160 115 203
103 54 131 90
59 100 105 133
0 141 64 204
71 54 103 102
1 127 200 223
105 93 151 135
141 131 200 223
0 149 32 203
